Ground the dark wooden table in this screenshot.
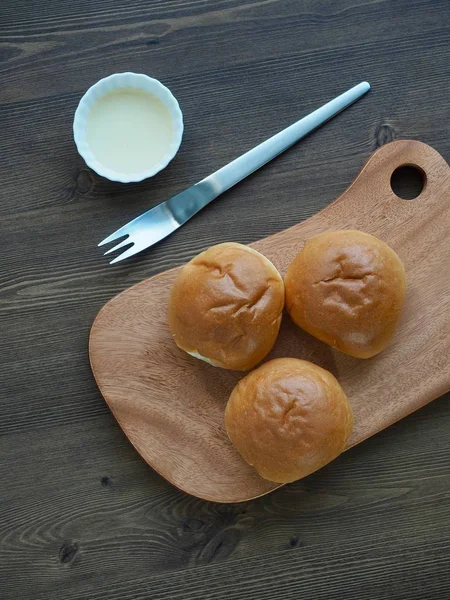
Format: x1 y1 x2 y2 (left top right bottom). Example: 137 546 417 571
1 1 449 598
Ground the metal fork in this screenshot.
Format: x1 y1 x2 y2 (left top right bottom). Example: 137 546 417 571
99 81 370 263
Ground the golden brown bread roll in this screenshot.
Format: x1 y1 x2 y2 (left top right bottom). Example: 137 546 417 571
168 242 285 371
225 358 353 483
285 230 407 358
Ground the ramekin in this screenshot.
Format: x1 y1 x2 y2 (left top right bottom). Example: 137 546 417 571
73 72 184 183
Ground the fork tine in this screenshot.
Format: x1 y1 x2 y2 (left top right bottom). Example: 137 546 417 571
103 238 132 256
109 243 141 265
98 226 130 247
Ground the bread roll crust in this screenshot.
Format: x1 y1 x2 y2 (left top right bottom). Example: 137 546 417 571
168 243 285 371
285 230 407 358
225 358 353 483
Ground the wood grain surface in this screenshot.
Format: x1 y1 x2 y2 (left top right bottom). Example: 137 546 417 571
1 0 449 598
89 140 449 502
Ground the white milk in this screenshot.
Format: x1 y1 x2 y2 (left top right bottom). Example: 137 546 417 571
87 88 173 174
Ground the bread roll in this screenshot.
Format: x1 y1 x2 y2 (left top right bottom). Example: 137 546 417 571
285 230 407 358
168 242 285 371
225 358 353 483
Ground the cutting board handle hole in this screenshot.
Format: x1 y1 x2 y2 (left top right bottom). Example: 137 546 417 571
390 164 426 200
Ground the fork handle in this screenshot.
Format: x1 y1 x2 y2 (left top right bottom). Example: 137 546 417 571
199 82 370 200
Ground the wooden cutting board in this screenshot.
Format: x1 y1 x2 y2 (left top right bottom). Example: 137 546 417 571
89 140 450 503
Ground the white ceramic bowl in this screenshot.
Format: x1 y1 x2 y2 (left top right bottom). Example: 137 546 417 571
73 72 184 183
